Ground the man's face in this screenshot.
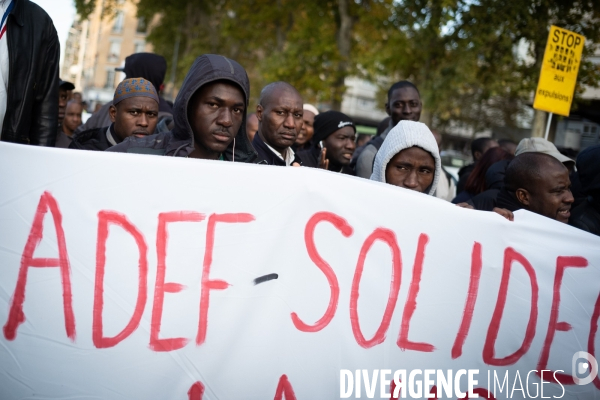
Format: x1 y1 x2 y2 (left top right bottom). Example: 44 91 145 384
518 162 574 223
257 88 303 152
323 126 356 166
475 140 499 161
109 96 159 141
63 102 82 134
188 81 245 156
500 141 517 156
58 88 72 123
295 110 316 146
357 134 371 148
246 113 259 142
385 146 435 193
385 87 421 126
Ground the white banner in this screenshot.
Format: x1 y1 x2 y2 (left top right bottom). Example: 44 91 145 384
0 142 599 399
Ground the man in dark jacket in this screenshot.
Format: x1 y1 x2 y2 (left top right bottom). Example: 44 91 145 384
74 53 173 136
252 81 303 166
569 144 600 236
0 0 60 146
496 152 574 223
107 54 256 162
298 110 356 175
71 78 159 151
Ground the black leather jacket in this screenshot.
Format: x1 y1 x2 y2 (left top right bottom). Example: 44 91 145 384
0 0 59 146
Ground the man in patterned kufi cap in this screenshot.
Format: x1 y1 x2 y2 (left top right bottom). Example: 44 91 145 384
70 78 160 151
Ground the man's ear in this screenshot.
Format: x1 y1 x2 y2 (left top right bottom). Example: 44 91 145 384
385 102 390 117
109 105 117 123
515 188 530 206
256 104 263 122
473 150 482 161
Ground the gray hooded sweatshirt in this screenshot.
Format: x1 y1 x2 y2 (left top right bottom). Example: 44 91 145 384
370 120 441 196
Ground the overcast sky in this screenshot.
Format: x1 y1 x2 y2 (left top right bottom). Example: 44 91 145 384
32 0 76 66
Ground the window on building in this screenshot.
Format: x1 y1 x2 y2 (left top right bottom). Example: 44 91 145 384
134 41 146 54
108 40 121 63
136 17 147 34
584 125 590 133
112 11 124 33
105 70 115 88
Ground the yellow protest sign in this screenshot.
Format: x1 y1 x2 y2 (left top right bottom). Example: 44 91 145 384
533 25 585 117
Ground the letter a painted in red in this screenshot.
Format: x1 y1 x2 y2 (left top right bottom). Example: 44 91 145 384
3 191 76 341
273 374 297 400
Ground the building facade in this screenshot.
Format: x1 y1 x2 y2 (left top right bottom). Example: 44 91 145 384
61 18 85 88
340 77 388 126
62 0 152 107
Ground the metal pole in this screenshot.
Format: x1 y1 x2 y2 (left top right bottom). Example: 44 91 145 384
544 112 553 140
169 27 181 101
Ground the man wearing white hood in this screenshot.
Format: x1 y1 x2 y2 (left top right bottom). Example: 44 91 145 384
370 120 441 195
371 120 515 221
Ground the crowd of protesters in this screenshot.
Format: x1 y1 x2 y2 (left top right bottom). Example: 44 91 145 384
0 0 598 237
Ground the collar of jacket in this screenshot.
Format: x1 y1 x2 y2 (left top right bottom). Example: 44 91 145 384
9 0 24 27
252 132 301 166
252 133 286 166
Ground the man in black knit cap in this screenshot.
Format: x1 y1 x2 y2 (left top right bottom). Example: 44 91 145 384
298 110 356 175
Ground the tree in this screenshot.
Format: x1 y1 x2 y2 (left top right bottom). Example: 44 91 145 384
74 0 600 135
75 0 395 109
456 0 600 135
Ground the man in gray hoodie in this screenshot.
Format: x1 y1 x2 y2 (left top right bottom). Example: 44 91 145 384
370 120 441 195
371 120 514 221
107 54 256 162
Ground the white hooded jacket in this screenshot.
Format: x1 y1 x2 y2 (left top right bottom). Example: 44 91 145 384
370 120 442 196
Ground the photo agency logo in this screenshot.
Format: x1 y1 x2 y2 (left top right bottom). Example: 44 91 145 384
340 352 598 399
572 351 598 386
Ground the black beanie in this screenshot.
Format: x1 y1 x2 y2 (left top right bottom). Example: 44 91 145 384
122 53 167 91
312 111 355 144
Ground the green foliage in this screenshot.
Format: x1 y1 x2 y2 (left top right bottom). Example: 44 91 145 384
74 0 94 20
74 0 600 131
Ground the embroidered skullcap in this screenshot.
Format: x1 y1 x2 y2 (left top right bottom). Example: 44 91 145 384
113 78 159 106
